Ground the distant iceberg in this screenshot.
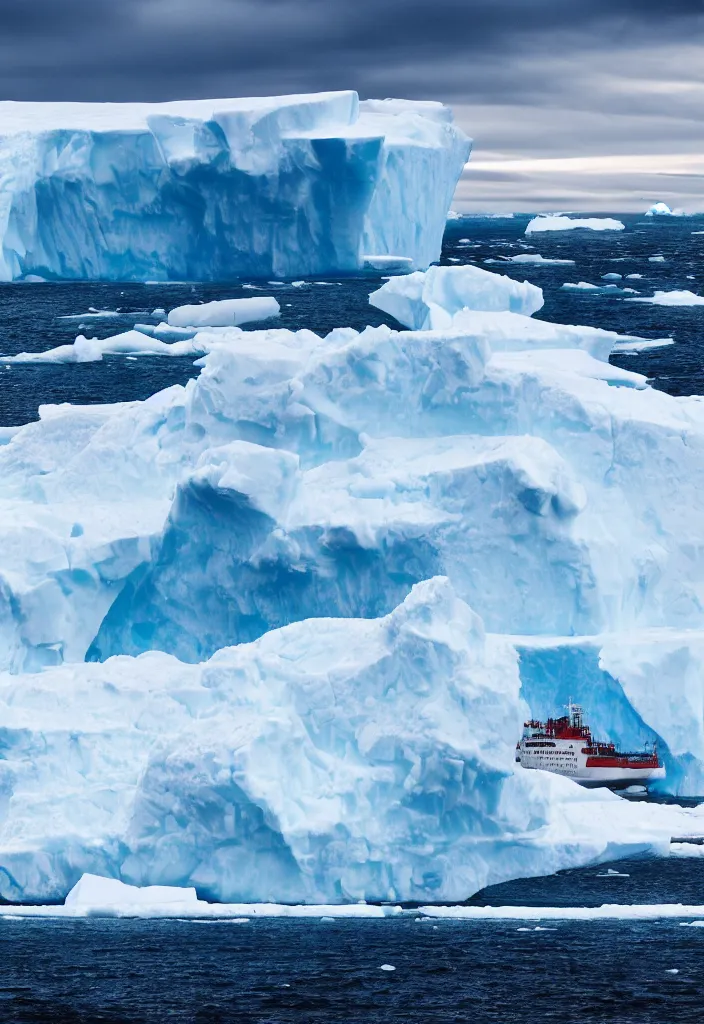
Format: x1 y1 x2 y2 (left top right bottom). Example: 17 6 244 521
645 202 681 217
0 93 470 281
525 216 625 234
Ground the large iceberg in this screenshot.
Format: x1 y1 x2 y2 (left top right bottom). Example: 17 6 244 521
0 93 470 281
3 263 704 902
0 576 691 903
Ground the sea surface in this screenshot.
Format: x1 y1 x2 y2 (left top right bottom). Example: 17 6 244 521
1 212 703 426
2 215 704 1022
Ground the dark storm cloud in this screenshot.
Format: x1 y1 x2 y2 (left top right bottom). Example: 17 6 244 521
0 0 700 100
0 0 702 209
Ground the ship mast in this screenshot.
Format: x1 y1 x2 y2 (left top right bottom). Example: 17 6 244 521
566 697 584 730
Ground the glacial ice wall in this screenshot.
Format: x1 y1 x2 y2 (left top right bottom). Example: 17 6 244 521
0 93 470 281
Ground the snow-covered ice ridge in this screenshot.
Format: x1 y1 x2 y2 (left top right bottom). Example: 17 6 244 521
4 264 704 904
0 93 470 281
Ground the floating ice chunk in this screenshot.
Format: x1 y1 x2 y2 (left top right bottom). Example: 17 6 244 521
627 290 704 306
525 216 625 234
57 310 126 321
151 308 166 318
610 337 674 353
602 273 622 281
645 203 678 217
670 844 704 858
648 256 666 262
484 254 575 265
561 282 638 296
167 297 280 327
369 264 544 330
134 323 199 341
379 964 396 971
362 255 414 272
4 330 204 363
626 274 643 280
66 873 199 910
418 904 704 921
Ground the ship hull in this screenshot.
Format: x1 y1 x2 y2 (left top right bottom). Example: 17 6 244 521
519 762 665 788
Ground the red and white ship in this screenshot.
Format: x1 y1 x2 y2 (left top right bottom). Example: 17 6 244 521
516 701 665 788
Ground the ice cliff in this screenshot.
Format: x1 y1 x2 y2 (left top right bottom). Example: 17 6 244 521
2 263 704 902
0 93 470 281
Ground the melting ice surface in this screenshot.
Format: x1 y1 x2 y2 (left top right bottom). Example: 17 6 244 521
0 93 469 281
3 260 704 904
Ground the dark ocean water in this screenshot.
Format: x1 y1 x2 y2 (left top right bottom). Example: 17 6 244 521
2 910 704 1024
3 216 704 1021
1 212 702 426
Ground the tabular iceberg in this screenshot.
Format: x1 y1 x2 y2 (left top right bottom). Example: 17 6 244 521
3 262 704 903
0 93 470 281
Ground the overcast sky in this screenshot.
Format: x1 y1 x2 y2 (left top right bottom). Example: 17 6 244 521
1 0 702 210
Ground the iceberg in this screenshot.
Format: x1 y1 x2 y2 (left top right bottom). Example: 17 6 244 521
525 216 625 234
0 94 470 281
561 282 638 296
167 297 280 328
645 203 680 217
0 576 696 904
627 290 704 306
4 256 704 901
484 254 575 265
368 264 544 329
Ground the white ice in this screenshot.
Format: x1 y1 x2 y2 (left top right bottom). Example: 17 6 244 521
645 203 679 217
418 903 704 921
167 297 280 328
627 290 704 306
2 256 704 902
483 254 575 265
525 216 625 234
368 264 544 329
0 94 470 281
561 282 638 296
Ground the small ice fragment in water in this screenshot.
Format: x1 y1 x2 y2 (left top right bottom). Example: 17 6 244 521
320 916 335 922
379 964 396 971
665 969 679 974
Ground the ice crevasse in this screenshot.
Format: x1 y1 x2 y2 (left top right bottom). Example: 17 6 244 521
0 93 470 281
2 264 704 902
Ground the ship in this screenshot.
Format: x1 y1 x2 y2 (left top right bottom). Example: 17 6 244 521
515 701 665 789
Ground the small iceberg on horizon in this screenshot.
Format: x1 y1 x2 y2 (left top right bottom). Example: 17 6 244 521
645 202 681 217
525 215 625 235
